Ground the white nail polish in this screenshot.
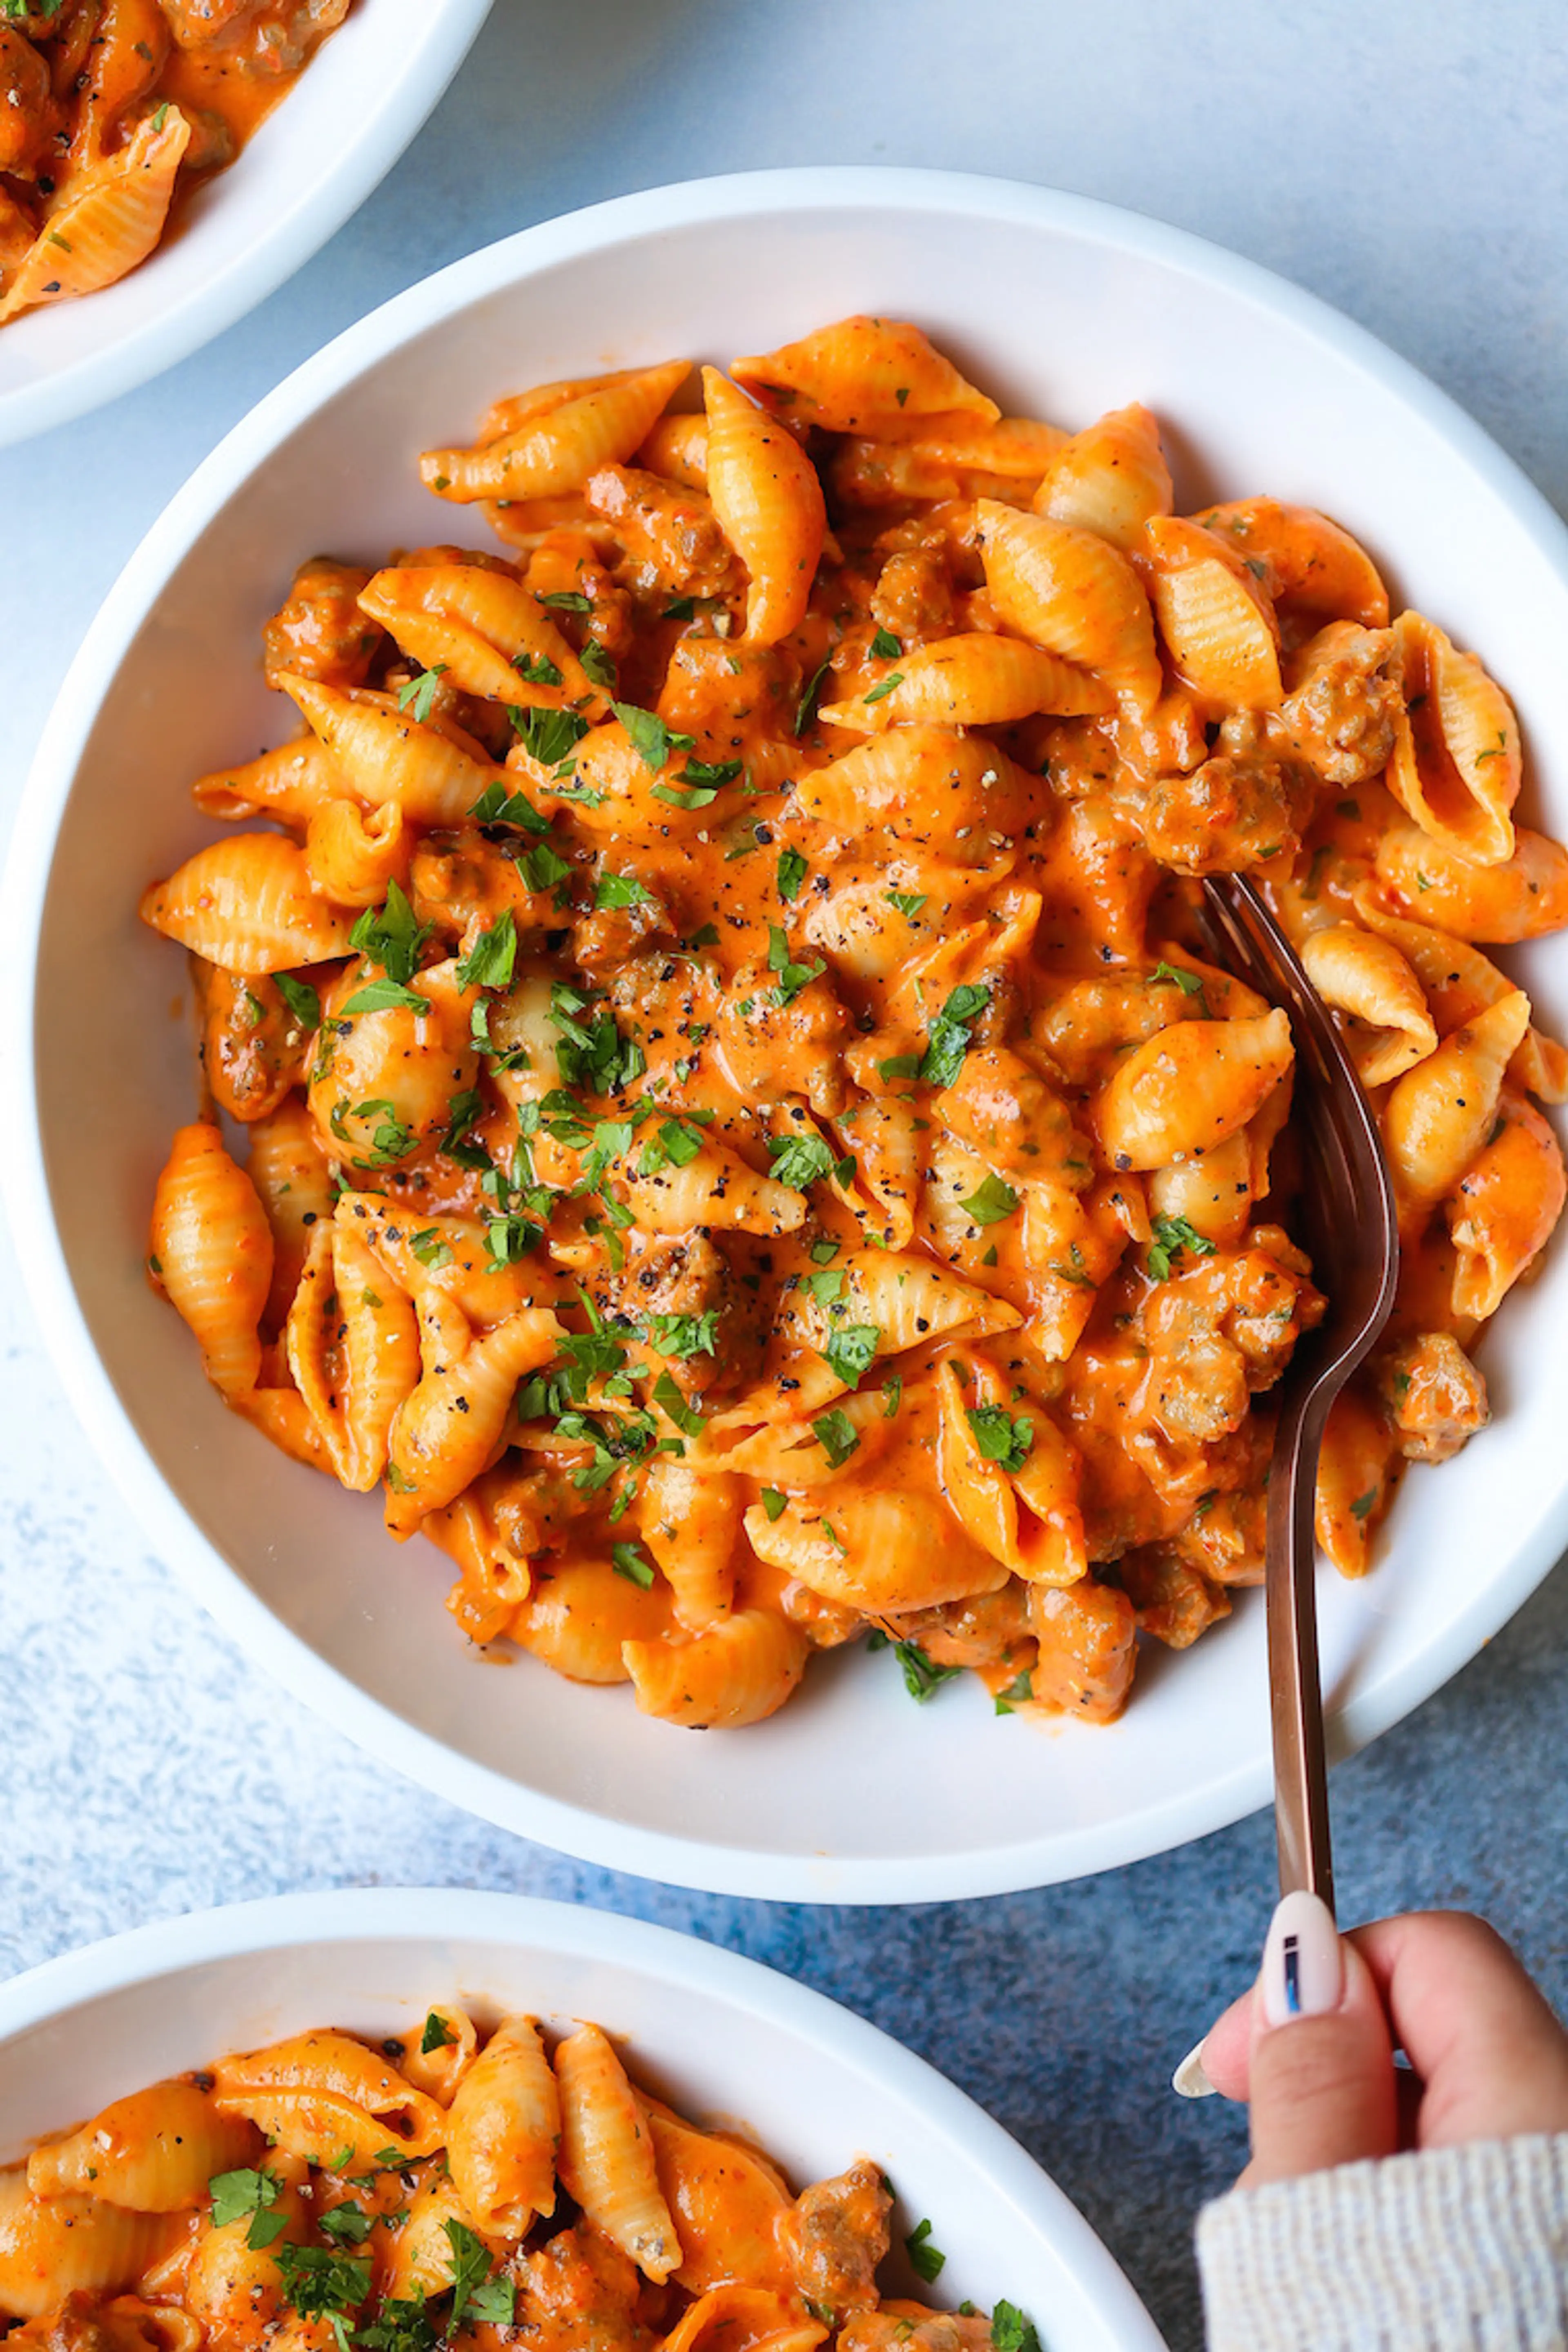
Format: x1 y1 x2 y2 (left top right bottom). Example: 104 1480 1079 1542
1261 1889 1343 2027
1172 2038 1217 2098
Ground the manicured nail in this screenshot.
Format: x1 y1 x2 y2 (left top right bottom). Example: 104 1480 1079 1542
1172 2038 1216 2098
1261 1889 1343 2027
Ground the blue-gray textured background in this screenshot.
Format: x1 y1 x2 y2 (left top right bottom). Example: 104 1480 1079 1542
3 7 1566 2348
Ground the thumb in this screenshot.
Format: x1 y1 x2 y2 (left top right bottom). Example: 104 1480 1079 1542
1241 1890 1400 2187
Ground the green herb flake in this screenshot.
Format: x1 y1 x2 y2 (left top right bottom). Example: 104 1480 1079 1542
612 701 694 773
919 980 990 1089
343 976 428 1016
596 870 651 911
895 1647 960 1706
966 1404 1034 1474
777 847 809 903
990 2302 1042 2352
869 626 902 659
824 1323 880 1390
612 1540 656 1588
421 2010 457 2055
884 889 928 920
760 1488 788 1523
455 908 519 993
349 881 432 987
396 665 448 725
958 1172 1019 1227
1350 1488 1378 1520
409 1228 453 1271
276 974 322 1031
654 1368 706 1436
812 1407 860 1470
993 1670 1036 1719
1146 1213 1218 1281
862 670 905 706
794 655 831 737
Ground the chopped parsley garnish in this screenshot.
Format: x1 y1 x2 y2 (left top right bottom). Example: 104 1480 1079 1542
1148 960 1209 1007
637 1115 710 1175
444 2219 514 2332
596 870 652 910
517 840 573 895
421 2010 456 2054
767 1133 839 1190
654 1369 706 1435
512 651 564 687
579 639 617 688
869 626 902 659
966 1404 1034 1474
349 882 432 987
208 2167 286 2248
343 976 428 1016
905 2219 947 2282
275 974 321 1031
396 666 447 724
919 981 990 1088
760 1488 788 1523
486 1214 543 1267
993 1669 1036 1718
812 1408 860 1469
958 1172 1018 1227
456 909 518 992
611 1540 656 1588
319 2203 372 2245
550 985 645 1094
540 589 592 612
878 1053 921 1083
341 1099 416 1168
768 924 826 1006
514 705 591 771
648 1310 719 1359
824 1323 880 1390
795 655 832 737
881 1374 903 1419
990 2302 1041 2352
613 701 694 773
274 2243 372 2349
470 778 549 833
1350 1488 1378 1520
862 670 905 705
680 755 744 790
409 1229 452 1270
354 2300 437 2352
895 1646 960 1706
885 889 928 920
1146 1213 1218 1281
777 847 809 903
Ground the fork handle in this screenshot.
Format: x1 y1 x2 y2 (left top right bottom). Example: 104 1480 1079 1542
1267 1377 1336 1915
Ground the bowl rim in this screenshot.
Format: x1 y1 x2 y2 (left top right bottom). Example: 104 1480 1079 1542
0 0 493 452
7 164 1568 1903
0 1887 1167 2351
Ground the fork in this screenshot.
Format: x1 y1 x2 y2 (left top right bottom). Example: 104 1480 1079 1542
1201 874 1400 1913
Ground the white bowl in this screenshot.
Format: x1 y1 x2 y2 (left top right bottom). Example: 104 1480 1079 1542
8 167 1568 1902
0 0 491 449
0 1890 1166 2352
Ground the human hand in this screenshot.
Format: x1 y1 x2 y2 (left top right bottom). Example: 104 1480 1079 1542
1178 1895 1568 2188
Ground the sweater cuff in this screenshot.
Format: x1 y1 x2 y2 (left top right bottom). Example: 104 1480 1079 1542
1196 2134 1568 2352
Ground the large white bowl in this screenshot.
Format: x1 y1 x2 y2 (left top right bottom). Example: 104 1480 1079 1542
0 0 491 449
8 168 1568 1902
0 1891 1166 2352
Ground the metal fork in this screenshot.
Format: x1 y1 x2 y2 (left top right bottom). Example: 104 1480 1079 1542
1201 874 1400 1914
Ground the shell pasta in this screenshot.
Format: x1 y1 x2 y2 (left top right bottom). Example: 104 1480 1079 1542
0 2009 1022 2352
141 314 1567 1726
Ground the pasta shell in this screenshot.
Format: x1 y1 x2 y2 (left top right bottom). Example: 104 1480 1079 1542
335 1193 570 1328
745 1488 1010 1614
976 501 1161 710
828 417 1066 507
1385 610 1521 866
447 2015 560 2235
793 724 1037 843
287 1222 420 1491
554 2026 681 2281
211 2033 446 2156
0 105 189 325
245 1096 334 1332
1383 989 1532 1225
1028 1578 1137 1720
1351 884 1568 1104
303 797 409 908
1033 402 1173 548
624 1607 808 1728
612 1140 808 1239
281 675 504 827
1095 1011 1294 1169
385 1305 565 1531
27 2082 256 2211
820 633 1112 733
662 2288 825 2352
0 2174 183 2318
1374 825 1568 944
637 411 709 490
512 1559 673 1682
420 360 691 502
1300 924 1438 1086
1196 497 1389 629
191 735 342 824
394 2005 479 2105
731 315 998 432
1446 1093 1567 1320
702 368 826 647
647 2113 793 2296
637 1456 740 1630
357 565 608 716
150 1124 273 1397
1140 514 1282 709
379 2172 488 2302
140 835 355 974
1314 1385 1395 1577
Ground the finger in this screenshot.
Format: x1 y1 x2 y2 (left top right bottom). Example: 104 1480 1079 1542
1240 1892 1399 2186
1349 1911 1568 2147
1179 1987 1251 2102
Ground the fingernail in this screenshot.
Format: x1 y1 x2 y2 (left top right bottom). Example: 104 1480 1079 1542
1260 1889 1343 2027
1172 2038 1216 2098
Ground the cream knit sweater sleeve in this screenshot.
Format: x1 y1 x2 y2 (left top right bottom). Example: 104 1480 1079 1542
1196 2135 1568 2351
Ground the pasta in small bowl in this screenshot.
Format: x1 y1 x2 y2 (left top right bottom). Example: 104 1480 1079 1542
0 1891 1163 2352
10 170 1568 1900
0 0 491 448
